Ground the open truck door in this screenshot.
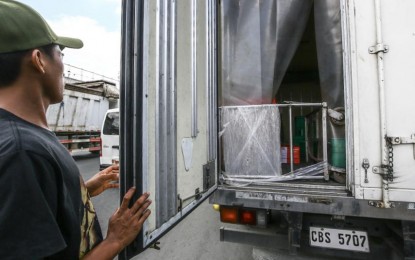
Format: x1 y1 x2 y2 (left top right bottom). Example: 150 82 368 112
119 0 218 259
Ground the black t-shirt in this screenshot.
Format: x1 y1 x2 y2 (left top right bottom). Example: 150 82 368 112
0 109 103 259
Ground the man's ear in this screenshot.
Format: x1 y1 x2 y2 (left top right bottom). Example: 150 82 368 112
30 49 46 74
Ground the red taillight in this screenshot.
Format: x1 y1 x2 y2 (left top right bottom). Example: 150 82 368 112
220 207 238 224
220 207 257 225
240 209 256 225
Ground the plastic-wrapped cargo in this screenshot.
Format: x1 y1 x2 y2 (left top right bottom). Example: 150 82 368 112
220 105 282 177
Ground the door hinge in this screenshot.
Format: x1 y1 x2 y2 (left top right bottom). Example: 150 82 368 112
195 188 201 200
149 241 161 250
178 188 203 210
389 135 415 160
177 194 183 212
372 166 387 175
389 135 415 145
368 43 389 54
203 160 216 191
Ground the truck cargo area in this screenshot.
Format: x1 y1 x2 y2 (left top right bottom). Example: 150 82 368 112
218 1 346 193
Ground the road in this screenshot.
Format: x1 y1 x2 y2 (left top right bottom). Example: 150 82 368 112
75 153 254 260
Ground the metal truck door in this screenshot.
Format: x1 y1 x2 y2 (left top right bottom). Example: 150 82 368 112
344 0 415 205
119 0 218 259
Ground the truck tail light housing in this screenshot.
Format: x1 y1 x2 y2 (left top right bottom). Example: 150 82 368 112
240 209 256 225
219 206 268 227
220 206 239 224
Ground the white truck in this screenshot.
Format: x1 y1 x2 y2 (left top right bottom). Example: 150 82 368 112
118 0 415 259
99 108 120 170
46 79 119 155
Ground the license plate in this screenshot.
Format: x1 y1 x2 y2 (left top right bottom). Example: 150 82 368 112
309 227 370 253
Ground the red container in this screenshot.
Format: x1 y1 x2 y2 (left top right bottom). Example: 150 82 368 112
281 145 300 164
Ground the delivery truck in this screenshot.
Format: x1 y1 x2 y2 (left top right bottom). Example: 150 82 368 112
46 79 119 155
118 0 415 259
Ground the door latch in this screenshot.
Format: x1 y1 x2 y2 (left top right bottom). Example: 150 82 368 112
362 158 370 183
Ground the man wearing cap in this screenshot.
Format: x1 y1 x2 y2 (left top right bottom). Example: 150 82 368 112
0 0 151 259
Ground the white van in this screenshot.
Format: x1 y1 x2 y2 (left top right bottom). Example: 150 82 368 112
100 108 119 170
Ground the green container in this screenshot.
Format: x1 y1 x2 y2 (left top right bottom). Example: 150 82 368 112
330 138 346 168
293 136 306 162
295 116 306 137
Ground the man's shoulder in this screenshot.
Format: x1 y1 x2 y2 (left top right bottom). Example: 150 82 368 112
0 110 57 158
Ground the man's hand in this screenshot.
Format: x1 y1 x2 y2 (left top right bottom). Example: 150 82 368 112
82 188 152 259
106 188 152 250
85 165 119 197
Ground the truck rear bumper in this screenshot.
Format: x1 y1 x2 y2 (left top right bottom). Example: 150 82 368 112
220 226 289 249
211 187 415 221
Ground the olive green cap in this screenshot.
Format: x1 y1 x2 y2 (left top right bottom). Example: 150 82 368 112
0 0 83 54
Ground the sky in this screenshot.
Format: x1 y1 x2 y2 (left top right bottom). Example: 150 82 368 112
20 0 122 82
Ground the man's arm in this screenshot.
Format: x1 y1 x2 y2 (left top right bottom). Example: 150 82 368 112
85 165 119 197
82 188 152 259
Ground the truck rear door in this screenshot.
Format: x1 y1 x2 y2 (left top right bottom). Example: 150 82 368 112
119 0 217 259
345 0 415 204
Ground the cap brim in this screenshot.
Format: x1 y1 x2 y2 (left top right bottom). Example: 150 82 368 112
55 36 83 49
